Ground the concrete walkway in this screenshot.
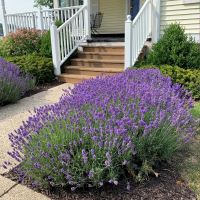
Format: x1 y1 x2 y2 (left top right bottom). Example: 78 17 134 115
0 83 73 200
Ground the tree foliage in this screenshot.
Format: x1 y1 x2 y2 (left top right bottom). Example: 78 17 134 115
34 0 53 8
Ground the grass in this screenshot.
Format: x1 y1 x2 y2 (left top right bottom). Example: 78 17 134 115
191 102 200 119
177 102 200 199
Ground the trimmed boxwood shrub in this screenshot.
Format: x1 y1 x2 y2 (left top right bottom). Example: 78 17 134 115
147 23 200 69
133 65 200 100
5 54 55 84
0 58 35 105
5 69 198 190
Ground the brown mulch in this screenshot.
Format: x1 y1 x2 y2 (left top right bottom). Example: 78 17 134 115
22 80 62 98
3 164 197 200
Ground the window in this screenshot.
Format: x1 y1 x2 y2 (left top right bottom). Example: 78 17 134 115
59 0 83 7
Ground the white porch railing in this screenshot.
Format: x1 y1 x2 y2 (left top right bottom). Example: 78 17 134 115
40 6 82 30
125 0 160 69
5 12 38 33
2 6 82 34
50 0 90 75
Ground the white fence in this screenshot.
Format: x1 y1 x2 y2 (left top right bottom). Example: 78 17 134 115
3 6 82 34
125 0 160 69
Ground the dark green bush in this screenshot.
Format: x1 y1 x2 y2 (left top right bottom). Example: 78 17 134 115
5 54 55 84
40 31 52 58
132 65 200 99
148 23 200 69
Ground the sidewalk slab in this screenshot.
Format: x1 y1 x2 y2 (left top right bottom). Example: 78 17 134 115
0 176 16 197
0 183 49 200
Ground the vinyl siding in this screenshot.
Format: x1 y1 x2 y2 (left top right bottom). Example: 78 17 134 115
160 0 200 41
98 0 126 34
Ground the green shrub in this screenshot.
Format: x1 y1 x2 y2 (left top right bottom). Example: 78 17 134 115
147 23 200 69
0 29 41 57
40 31 52 58
132 65 200 99
5 54 54 84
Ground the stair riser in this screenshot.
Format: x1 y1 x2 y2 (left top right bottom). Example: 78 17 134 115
58 76 90 84
82 47 124 53
71 61 123 68
65 69 120 76
78 54 124 60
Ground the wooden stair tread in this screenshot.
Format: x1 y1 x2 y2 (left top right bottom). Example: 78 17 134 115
65 66 123 72
71 58 124 63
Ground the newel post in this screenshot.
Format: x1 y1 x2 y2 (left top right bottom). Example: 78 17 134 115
84 0 91 40
1 0 8 36
125 15 132 70
50 23 61 75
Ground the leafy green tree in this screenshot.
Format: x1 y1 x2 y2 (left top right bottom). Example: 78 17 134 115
34 0 53 8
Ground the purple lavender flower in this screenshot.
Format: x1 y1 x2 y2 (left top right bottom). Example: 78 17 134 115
0 58 35 105
4 69 198 190
82 149 88 164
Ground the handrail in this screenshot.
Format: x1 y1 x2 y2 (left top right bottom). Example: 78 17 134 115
125 0 160 69
132 0 150 25
5 11 37 16
58 5 86 31
41 6 82 12
50 4 88 75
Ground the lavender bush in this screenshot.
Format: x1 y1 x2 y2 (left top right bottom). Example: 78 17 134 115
0 58 35 105
5 69 197 190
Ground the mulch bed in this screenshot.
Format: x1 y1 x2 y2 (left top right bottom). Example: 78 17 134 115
22 80 62 98
3 163 197 200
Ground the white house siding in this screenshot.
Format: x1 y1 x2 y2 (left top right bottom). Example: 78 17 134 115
97 0 126 34
160 0 200 42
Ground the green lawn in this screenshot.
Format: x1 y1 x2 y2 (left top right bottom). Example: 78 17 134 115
178 102 200 199
191 102 200 119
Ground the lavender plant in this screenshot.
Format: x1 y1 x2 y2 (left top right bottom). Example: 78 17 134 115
5 69 197 190
0 58 35 105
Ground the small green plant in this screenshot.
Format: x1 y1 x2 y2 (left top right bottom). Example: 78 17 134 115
5 54 54 84
40 31 52 58
148 23 200 69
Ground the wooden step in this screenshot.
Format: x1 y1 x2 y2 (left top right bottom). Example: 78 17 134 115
58 74 95 84
77 52 124 60
64 66 123 76
81 45 124 53
71 59 124 68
